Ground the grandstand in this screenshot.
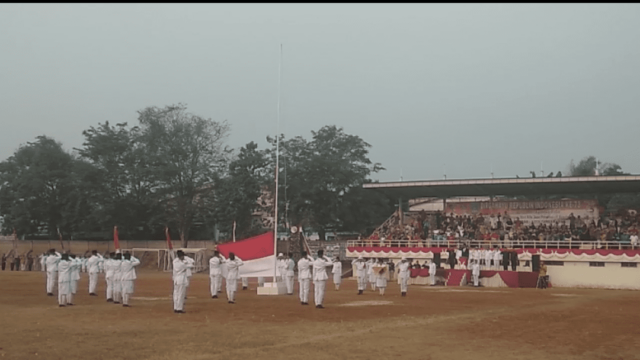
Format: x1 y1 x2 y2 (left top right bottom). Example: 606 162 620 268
352 176 640 290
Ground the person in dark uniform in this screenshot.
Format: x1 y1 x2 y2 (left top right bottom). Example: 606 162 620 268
1 253 6 271
502 251 510 271
510 251 518 271
26 253 34 271
14 255 21 271
447 248 456 270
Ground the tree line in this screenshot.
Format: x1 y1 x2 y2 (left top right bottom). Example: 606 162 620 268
0 104 395 246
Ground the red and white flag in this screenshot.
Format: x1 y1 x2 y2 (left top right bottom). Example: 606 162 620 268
113 226 120 250
217 232 275 278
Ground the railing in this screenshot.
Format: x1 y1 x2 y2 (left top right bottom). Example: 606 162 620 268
346 239 638 251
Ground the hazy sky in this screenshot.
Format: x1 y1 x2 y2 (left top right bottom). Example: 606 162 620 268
1 4 639 182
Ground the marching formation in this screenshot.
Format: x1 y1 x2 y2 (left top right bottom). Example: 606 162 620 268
40 248 140 308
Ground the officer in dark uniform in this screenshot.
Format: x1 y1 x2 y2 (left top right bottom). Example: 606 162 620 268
502 250 510 271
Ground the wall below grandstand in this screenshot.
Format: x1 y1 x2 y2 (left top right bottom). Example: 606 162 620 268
547 262 640 290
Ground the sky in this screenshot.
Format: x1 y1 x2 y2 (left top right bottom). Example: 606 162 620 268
1 4 639 182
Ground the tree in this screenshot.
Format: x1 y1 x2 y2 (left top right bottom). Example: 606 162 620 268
213 141 270 239
76 121 163 240
137 104 231 247
569 156 628 177
0 136 76 239
267 125 384 240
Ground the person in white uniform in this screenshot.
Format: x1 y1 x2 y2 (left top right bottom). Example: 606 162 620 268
312 250 332 309
104 253 115 302
352 256 367 295
429 259 437 286
285 253 295 295
111 253 123 304
398 257 411 297
39 253 46 272
374 259 388 296
455 248 462 269
69 255 81 302
57 254 73 307
209 250 225 299
485 249 494 270
331 257 342 290
242 277 249 290
493 248 502 270
120 252 140 307
173 250 193 313
471 260 480 287
297 251 313 305
276 253 286 282
86 250 103 296
45 249 61 296
224 252 244 304
366 258 376 291
184 254 195 299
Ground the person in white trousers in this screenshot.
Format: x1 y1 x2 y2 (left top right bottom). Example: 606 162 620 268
209 251 225 299
69 255 81 304
493 248 502 271
173 250 193 313
374 259 388 296
242 277 249 290
224 253 244 304
120 252 140 307
45 249 61 296
352 256 367 295
471 260 480 287
312 250 332 309
104 252 115 302
285 253 295 295
184 254 195 299
429 260 437 286
297 251 313 305
86 250 103 296
111 253 123 304
485 249 494 270
276 253 285 282
57 254 72 307
366 258 376 291
398 257 411 297
331 257 342 290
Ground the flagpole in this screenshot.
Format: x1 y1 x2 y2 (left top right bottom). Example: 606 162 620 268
273 43 282 283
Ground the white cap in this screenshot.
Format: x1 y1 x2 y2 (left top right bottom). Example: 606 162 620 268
278 253 283 257
401 256 407 261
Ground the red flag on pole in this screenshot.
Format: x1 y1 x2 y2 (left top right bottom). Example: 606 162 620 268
165 226 173 250
113 226 120 250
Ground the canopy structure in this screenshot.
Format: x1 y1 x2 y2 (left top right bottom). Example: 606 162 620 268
363 175 640 199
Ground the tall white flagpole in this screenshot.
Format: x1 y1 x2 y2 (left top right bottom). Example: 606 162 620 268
273 44 282 282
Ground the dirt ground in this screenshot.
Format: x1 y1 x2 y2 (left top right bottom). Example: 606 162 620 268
0 270 639 360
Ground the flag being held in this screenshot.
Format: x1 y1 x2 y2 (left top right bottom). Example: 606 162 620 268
217 232 275 278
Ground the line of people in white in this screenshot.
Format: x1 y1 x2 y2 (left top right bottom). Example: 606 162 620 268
41 248 140 307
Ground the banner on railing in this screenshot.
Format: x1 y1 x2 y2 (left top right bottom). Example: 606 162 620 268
445 199 600 225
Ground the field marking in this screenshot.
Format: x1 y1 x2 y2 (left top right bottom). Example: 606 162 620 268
339 300 394 307
131 297 172 301
429 289 509 293
551 294 580 297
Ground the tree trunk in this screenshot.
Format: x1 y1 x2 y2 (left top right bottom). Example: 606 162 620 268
318 228 326 241
180 229 188 248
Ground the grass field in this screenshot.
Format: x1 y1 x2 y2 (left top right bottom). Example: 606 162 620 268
1 270 638 360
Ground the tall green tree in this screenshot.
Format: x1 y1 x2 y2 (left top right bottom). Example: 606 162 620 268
0 136 76 239
267 125 385 240
569 156 628 176
137 104 231 247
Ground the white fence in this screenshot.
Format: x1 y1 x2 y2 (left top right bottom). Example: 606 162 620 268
346 239 638 250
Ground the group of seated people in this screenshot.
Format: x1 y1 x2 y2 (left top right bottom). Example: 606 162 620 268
363 210 640 247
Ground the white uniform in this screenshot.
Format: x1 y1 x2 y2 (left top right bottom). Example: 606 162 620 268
297 256 313 303
352 259 367 291
172 257 193 312
225 258 244 302
184 256 195 289
375 263 388 295
471 262 480 286
112 258 123 303
493 250 502 270
120 256 140 305
104 258 115 300
86 254 103 294
485 250 493 270
70 257 81 296
57 259 72 305
398 261 411 294
45 252 61 294
39 254 46 272
209 255 225 296
331 261 342 290
429 261 437 286
285 258 295 294
366 259 376 290
277 257 286 282
312 256 332 307
455 250 462 269
242 277 249 289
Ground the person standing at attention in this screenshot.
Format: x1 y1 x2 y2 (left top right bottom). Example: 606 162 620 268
331 257 342 290
312 250 332 309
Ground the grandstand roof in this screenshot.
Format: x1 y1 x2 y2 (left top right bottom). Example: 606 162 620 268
363 175 640 199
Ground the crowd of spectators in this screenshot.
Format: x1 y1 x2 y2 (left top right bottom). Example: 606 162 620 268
365 209 640 247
